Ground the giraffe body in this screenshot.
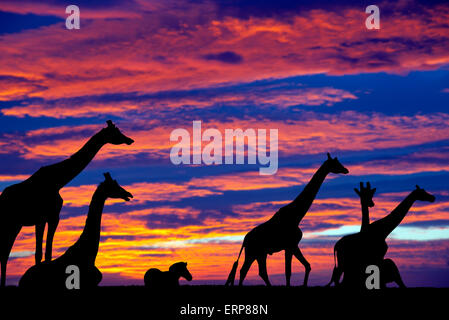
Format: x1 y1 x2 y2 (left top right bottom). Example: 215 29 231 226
1 178 62 227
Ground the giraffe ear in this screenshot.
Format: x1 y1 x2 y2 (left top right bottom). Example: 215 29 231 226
354 188 360 196
327 152 332 160
104 172 112 181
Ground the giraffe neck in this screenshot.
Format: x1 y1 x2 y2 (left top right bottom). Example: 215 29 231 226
291 162 330 224
54 129 107 189
370 191 416 239
67 184 107 265
360 200 370 233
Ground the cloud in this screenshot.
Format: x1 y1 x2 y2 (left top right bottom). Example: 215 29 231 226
0 1 448 105
0 0 144 19
56 167 323 208
0 84 357 118
202 51 243 64
60 183 220 207
2 112 449 162
0 174 31 182
0 75 47 101
9 250 34 260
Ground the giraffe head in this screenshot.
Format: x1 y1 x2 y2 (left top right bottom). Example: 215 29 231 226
169 262 193 281
102 172 133 201
412 185 436 203
354 182 376 207
103 120 134 145
326 153 349 174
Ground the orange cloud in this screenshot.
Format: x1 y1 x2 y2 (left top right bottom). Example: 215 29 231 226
60 182 220 207
0 2 447 105
0 174 31 182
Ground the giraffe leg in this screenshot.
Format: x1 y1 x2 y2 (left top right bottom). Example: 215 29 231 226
0 224 21 287
394 273 406 288
257 255 271 286
0 259 5 287
285 249 293 286
94 266 103 287
45 216 59 262
382 259 406 288
326 266 343 287
238 254 255 286
35 222 45 264
86 266 103 288
293 247 311 287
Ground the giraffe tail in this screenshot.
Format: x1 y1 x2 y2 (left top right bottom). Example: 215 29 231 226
224 242 244 286
333 244 338 269
325 243 339 287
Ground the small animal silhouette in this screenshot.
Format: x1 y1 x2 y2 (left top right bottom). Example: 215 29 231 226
0 120 133 287
226 153 349 287
144 262 192 288
18 173 133 289
328 185 435 288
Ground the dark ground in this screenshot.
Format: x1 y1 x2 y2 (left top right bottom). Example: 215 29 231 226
1 286 446 319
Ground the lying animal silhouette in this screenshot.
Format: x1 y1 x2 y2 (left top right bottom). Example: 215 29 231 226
144 262 192 288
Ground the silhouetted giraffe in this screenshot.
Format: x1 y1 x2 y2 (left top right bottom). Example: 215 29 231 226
225 153 349 287
326 182 376 286
0 121 134 287
19 173 133 289
327 182 405 287
328 185 435 288
326 182 376 287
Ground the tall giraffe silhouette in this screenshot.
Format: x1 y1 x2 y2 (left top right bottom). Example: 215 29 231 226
225 153 349 287
19 173 133 289
0 121 134 286
328 185 435 288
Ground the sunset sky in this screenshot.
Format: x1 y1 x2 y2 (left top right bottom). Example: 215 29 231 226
1 0 449 287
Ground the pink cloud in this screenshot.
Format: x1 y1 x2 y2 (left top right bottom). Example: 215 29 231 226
1 112 449 162
2 86 357 118
0 1 447 105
